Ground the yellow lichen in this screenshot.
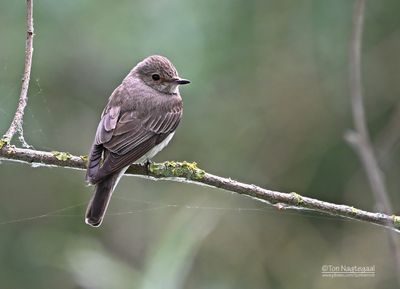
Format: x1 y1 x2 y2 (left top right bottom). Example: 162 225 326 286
0 139 7 149
290 192 304 205
80 155 89 162
351 207 359 215
149 161 205 180
52 151 72 161
392 215 400 228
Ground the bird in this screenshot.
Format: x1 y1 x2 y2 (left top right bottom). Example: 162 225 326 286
85 55 190 227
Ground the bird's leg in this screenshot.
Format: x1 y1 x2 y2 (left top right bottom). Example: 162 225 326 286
145 158 153 175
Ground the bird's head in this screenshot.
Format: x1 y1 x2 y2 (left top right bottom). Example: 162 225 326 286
134 55 190 94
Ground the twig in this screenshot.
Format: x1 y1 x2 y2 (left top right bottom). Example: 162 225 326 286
1 0 34 146
346 0 392 213
346 0 400 281
1 146 400 232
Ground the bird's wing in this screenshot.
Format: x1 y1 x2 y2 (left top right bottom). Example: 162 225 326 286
86 105 121 183
91 98 182 182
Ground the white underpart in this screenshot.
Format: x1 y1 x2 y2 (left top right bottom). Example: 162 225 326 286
137 132 175 163
112 132 176 191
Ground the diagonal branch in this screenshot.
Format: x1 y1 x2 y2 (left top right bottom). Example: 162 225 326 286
1 0 34 146
346 0 392 214
346 0 400 281
1 146 400 233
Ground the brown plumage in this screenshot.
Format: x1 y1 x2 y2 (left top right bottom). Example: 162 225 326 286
85 55 190 227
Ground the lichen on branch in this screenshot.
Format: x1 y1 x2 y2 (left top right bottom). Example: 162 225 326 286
1 146 400 233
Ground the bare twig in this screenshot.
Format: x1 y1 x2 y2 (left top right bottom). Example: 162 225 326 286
346 0 400 281
1 0 34 146
1 146 400 232
346 0 393 214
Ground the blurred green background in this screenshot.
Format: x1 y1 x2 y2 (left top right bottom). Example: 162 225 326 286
1 0 400 288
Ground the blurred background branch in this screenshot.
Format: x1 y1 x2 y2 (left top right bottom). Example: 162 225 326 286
346 0 392 216
345 0 400 282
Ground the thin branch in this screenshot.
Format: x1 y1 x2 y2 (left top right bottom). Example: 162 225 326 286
1 0 34 146
346 0 393 214
1 146 400 233
346 0 400 281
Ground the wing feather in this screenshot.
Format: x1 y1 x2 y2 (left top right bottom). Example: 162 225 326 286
89 96 182 182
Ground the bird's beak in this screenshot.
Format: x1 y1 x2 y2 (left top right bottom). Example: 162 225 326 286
173 78 191 85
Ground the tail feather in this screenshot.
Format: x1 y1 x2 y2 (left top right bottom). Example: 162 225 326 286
85 171 120 227
85 166 129 227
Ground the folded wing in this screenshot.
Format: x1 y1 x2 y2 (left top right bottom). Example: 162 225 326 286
87 97 182 183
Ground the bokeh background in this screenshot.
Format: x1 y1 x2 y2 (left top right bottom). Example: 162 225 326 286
1 0 400 288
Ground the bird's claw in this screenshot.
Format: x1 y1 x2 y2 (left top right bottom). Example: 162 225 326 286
145 158 153 175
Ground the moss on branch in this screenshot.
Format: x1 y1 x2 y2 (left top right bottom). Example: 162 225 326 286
149 161 206 180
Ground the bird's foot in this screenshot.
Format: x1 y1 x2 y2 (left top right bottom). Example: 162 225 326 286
145 158 153 175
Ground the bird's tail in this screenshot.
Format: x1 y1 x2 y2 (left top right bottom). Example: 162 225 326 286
85 170 123 227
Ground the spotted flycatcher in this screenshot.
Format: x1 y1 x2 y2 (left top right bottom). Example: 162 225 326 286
85 55 190 227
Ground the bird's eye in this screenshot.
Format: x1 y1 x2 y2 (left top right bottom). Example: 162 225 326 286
152 74 160 81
